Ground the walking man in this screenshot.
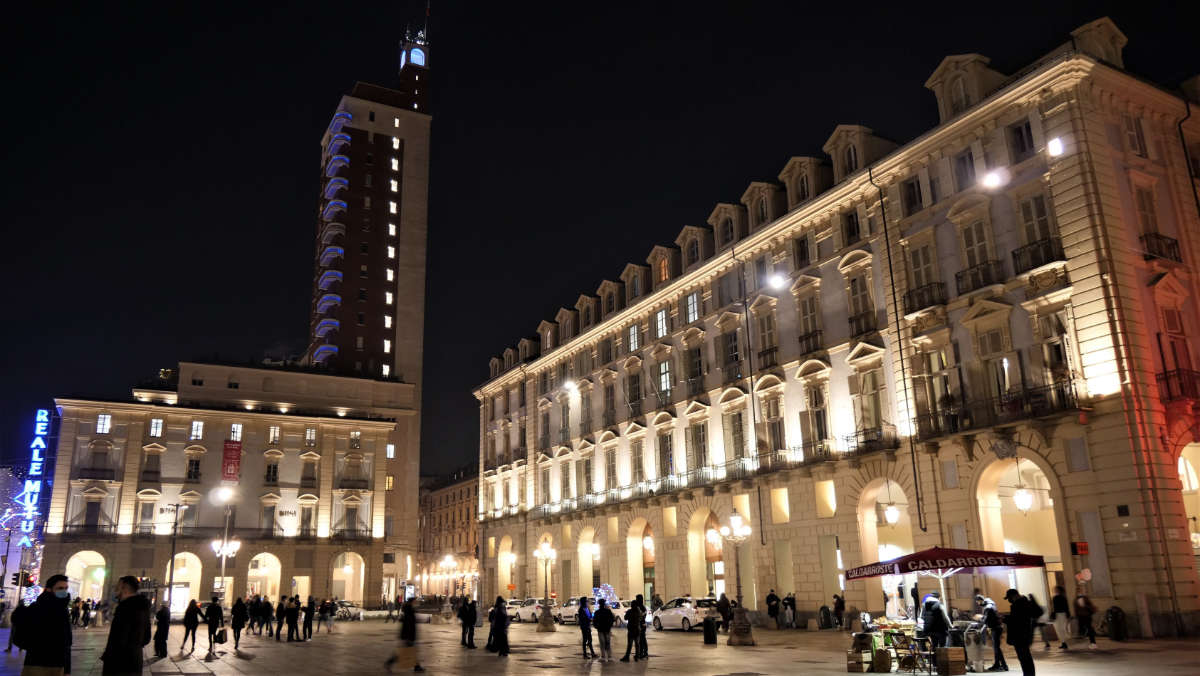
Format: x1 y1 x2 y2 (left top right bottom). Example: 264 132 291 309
17 573 73 675
766 589 781 629
204 596 224 657
593 598 614 662
978 595 1007 672
100 575 152 675
1004 588 1039 676
1049 586 1070 650
304 596 316 641
577 596 596 658
460 599 477 648
153 603 170 658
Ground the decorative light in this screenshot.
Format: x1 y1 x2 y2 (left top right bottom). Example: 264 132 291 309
211 539 241 557
769 274 787 290
1047 137 1064 157
982 171 1003 188
642 536 654 552
216 486 234 503
343 564 353 575
589 543 600 559
706 528 723 546
884 504 900 525
92 568 104 580
563 380 578 393
1013 488 1034 514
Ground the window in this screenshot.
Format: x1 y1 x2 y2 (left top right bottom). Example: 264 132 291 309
628 325 640 351
386 475 395 491
267 426 280 444
842 211 861 245
96 414 112 434
388 222 397 236
685 292 700 323
962 220 990 268
364 174 373 188
358 288 367 301
186 458 202 481
1123 115 1147 157
356 312 366 326
149 418 163 438
383 339 391 353
953 149 976 191
305 427 316 446
560 463 571 499
688 422 708 468
686 239 700 266
901 177 922 217
721 330 740 366
390 179 398 192
754 256 769 289
631 440 644 483
229 423 242 442
806 385 830 442
355 336 364 350
1134 185 1158 233
389 201 397 214
655 309 669 338
765 397 784 450
190 420 204 440
384 315 393 328
605 447 617 489
858 369 884 429
928 174 942 205
387 245 395 258
386 291 394 304
350 430 362 449
1008 120 1035 163
368 111 375 122
757 198 768 223
265 462 279 484
359 264 368 278
757 312 777 349
656 257 669 282
391 157 399 170
582 305 591 327
798 295 820 335
1018 194 1053 242
656 432 673 476
227 379 239 389
720 218 734 245
724 410 746 459
1179 456 1200 492
797 174 809 201
191 377 204 386
793 235 811 269
1038 310 1073 383
844 145 859 174
541 467 551 503
392 137 400 150
600 339 612 364
657 360 672 400
630 274 641 298
909 243 936 288
949 78 968 114
848 275 872 316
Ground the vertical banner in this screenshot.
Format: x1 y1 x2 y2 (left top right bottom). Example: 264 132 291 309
222 441 242 482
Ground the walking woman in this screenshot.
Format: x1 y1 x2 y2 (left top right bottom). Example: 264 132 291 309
385 597 425 672
231 597 248 650
1074 594 1098 649
181 600 201 653
577 596 595 659
153 603 170 658
490 596 510 657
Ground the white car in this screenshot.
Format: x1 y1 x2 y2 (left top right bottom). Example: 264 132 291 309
505 598 523 620
651 597 718 631
615 599 655 628
555 597 582 624
515 597 554 622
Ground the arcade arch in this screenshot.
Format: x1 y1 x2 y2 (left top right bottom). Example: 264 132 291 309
975 455 1063 602
331 551 365 604
65 550 106 601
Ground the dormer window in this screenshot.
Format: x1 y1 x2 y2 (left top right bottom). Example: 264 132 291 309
757 198 768 223
630 275 641 299
720 218 734 245
543 331 552 350
686 239 700 266
582 306 591 327
605 293 615 315
797 174 809 201
949 78 968 115
844 145 859 174
656 257 669 283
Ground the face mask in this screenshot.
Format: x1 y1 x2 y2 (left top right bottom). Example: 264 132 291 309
55 590 70 599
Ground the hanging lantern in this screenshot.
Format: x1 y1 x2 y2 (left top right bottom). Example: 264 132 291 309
642 536 654 552
884 503 900 525
1013 488 1034 514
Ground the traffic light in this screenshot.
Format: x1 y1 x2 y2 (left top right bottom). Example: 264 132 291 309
22 573 34 587
9 573 18 587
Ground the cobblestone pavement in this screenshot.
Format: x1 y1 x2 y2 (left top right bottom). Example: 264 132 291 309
0 619 1196 675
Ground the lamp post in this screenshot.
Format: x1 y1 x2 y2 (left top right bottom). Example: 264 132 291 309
165 503 186 613
715 508 754 646
210 487 240 608
439 555 457 617
533 542 557 632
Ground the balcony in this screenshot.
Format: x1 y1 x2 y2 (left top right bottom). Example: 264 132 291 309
62 524 117 537
327 132 351 155
686 377 705 397
798 330 823 356
140 469 160 483
324 154 350 178
321 199 348 222
956 260 1004 294
312 344 338 363
581 416 594 433
558 428 571 445
849 311 876 337
722 361 746 385
843 424 899 456
657 388 675 409
319 246 345 267
1158 370 1200 402
316 293 342 314
603 410 616 428
1141 233 1183 263
331 527 372 540
317 269 343 290
903 282 947 315
314 318 340 339
628 400 643 417
1012 237 1064 275
300 476 317 489
328 110 352 134
758 346 779 369
76 467 115 480
912 381 1077 441
323 176 350 200
295 527 318 539
337 477 369 490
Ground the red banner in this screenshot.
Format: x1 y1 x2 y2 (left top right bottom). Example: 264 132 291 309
222 441 242 482
846 547 1045 580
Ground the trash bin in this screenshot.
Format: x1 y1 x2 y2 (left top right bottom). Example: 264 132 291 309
1104 606 1129 641
703 616 718 644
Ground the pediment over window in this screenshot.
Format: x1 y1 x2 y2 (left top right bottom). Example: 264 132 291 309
675 225 713 270
536 452 552 463
343 452 364 462
681 326 705 347
554 446 572 458
576 437 595 452
82 486 109 498
260 492 282 505
683 400 709 417
707 203 747 249
300 450 322 461
790 274 821 295
597 367 619 383
796 358 832 381
622 355 643 371
714 311 742 331
946 193 991 224
598 430 618 444
264 448 284 459
649 342 673 361
718 387 747 405
747 294 777 315
297 493 319 504
136 488 162 500
923 53 1007 123
179 490 202 502
596 280 624 318
183 445 207 456
650 411 675 426
846 341 887 370
959 298 1013 327
837 249 873 275
554 308 578 338
754 374 785 393
1149 271 1188 302
142 443 166 454
340 493 364 505
622 420 646 436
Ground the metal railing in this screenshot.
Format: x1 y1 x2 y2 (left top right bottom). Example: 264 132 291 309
603 410 616 428
628 400 643 417
798 330 823 356
722 361 746 384
843 424 899 456
76 467 115 480
956 260 1004 294
1157 370 1200 402
337 477 369 489
140 470 160 482
686 377 705 397
1141 233 1182 263
331 527 372 540
581 416 594 433
912 381 1077 441
301 476 317 488
758 346 779 368
1012 237 1064 274
903 283 947 315
849 311 876 337
62 524 117 535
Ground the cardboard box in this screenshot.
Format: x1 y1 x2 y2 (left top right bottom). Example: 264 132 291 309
846 663 872 673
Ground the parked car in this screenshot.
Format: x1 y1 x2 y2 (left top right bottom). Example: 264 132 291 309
515 597 555 622
555 597 581 624
336 599 363 620
651 596 718 631
506 598 524 620
615 599 655 628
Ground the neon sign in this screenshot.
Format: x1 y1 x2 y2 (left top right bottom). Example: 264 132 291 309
14 409 49 547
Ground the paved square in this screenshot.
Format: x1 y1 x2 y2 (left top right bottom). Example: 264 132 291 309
0 619 1196 675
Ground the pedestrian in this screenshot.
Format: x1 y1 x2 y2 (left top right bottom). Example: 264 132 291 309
82 599 92 628
1004 588 1039 676
70 598 81 627
181 600 201 653
153 603 170 658
785 593 796 628
922 596 951 648
231 597 247 650
577 596 596 658
490 596 510 657
261 596 273 636
5 599 26 653
911 582 920 617
978 595 1007 672
459 599 477 648
325 599 337 633
286 596 300 642
304 596 316 641
765 589 781 629
100 575 152 675
386 597 396 623
273 596 285 641
619 596 641 662
716 593 731 632
204 596 224 656
1049 586 1070 650
833 594 846 629
594 598 614 662
652 594 663 612
15 573 73 675
1073 594 1097 649
383 597 424 672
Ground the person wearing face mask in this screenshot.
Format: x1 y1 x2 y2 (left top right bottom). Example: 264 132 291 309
17 573 73 675
100 575 152 675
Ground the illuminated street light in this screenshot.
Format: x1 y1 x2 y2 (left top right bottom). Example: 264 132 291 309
534 542 558 632
769 274 787 290
884 504 900 525
1047 137 1064 157
715 509 754 646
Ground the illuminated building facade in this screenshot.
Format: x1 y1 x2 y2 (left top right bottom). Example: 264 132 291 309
477 18 1200 635
415 468 479 598
40 361 420 609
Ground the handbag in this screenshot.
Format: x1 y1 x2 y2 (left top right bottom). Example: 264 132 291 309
215 627 228 644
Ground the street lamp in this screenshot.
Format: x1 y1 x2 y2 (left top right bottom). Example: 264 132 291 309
210 487 240 607
533 542 557 632
165 503 187 613
716 509 755 646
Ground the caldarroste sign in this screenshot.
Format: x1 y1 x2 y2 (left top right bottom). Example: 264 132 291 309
845 546 1045 580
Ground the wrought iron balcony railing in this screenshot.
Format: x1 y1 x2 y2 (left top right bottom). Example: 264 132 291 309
956 260 1005 294
76 467 115 480
849 311 876 337
843 424 899 456
903 282 947 315
1141 233 1182 263
1012 237 1064 275
758 346 779 368
797 330 823 356
912 381 1077 441
1157 369 1200 402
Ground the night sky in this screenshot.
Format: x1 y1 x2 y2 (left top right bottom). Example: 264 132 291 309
2 1 1195 474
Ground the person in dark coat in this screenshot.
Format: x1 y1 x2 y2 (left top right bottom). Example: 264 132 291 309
100 575 151 675
17 573 72 674
459 600 477 648
1049 586 1070 650
153 604 170 658
1074 594 1097 648
978 595 1007 671
1004 588 1039 676
203 596 224 656
230 598 248 650
922 597 951 648
5 598 27 653
490 596 509 657
304 596 316 641
273 597 285 641
285 596 300 642
181 600 201 653
833 594 846 629
911 582 920 617
619 596 641 662
716 593 732 632
577 596 595 659
634 595 648 659
593 599 615 662
766 589 781 629
384 598 425 672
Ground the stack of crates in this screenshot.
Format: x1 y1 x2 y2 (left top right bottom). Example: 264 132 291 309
846 649 873 672
936 646 966 675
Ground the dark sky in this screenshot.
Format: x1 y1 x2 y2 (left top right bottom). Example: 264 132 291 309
2 1 1195 474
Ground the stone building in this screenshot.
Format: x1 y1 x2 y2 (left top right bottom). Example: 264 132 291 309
415 467 480 599
476 18 1200 636
41 361 420 611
